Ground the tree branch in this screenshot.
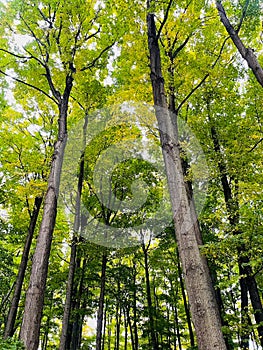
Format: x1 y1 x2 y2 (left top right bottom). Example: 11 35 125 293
248 137 263 152
80 42 115 71
44 65 61 102
236 0 250 34
177 73 209 112
0 69 58 104
0 48 31 61
157 0 173 40
215 0 263 87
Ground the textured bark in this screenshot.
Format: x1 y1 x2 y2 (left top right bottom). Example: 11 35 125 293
146 5 227 349
96 253 107 350
4 196 42 338
216 0 263 88
20 74 73 350
59 157 84 350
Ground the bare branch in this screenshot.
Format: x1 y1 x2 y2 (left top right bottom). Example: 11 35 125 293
0 69 58 104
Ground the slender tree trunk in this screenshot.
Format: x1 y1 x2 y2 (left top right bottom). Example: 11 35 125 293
102 304 107 350
115 280 121 350
4 196 43 338
239 264 249 349
124 308 128 350
132 261 139 350
215 0 263 88
20 74 73 350
96 253 107 350
176 249 195 348
146 5 226 349
142 241 158 350
70 258 87 350
59 156 84 350
210 120 263 347
126 307 135 350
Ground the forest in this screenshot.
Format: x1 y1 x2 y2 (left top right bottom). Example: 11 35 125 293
0 0 262 349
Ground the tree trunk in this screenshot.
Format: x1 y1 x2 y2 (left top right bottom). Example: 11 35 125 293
70 258 87 350
142 240 158 350
176 249 195 348
115 280 121 350
96 253 107 350
210 120 263 348
4 196 43 338
59 156 84 350
215 0 263 88
146 5 227 349
132 260 139 350
20 74 73 350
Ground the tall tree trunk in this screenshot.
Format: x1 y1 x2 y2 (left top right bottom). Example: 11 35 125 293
126 307 135 350
115 280 121 350
146 5 226 349
4 196 43 338
70 258 88 350
96 253 107 350
20 73 74 350
142 240 158 350
239 264 249 349
176 249 195 349
132 260 139 350
210 119 263 347
59 156 84 350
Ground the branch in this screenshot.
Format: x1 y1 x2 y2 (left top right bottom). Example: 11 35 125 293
80 42 115 71
20 15 45 57
236 0 250 34
172 34 192 59
175 35 230 112
248 137 263 152
0 69 58 104
44 65 61 102
157 0 173 40
83 27 100 42
216 0 263 87
0 48 31 61
177 73 209 112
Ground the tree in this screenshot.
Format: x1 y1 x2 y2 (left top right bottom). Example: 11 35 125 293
146 1 227 348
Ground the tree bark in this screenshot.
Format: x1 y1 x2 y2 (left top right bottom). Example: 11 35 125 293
96 253 107 350
176 249 195 348
59 156 84 350
20 73 73 350
215 0 263 88
146 4 227 349
142 240 158 350
4 196 43 338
